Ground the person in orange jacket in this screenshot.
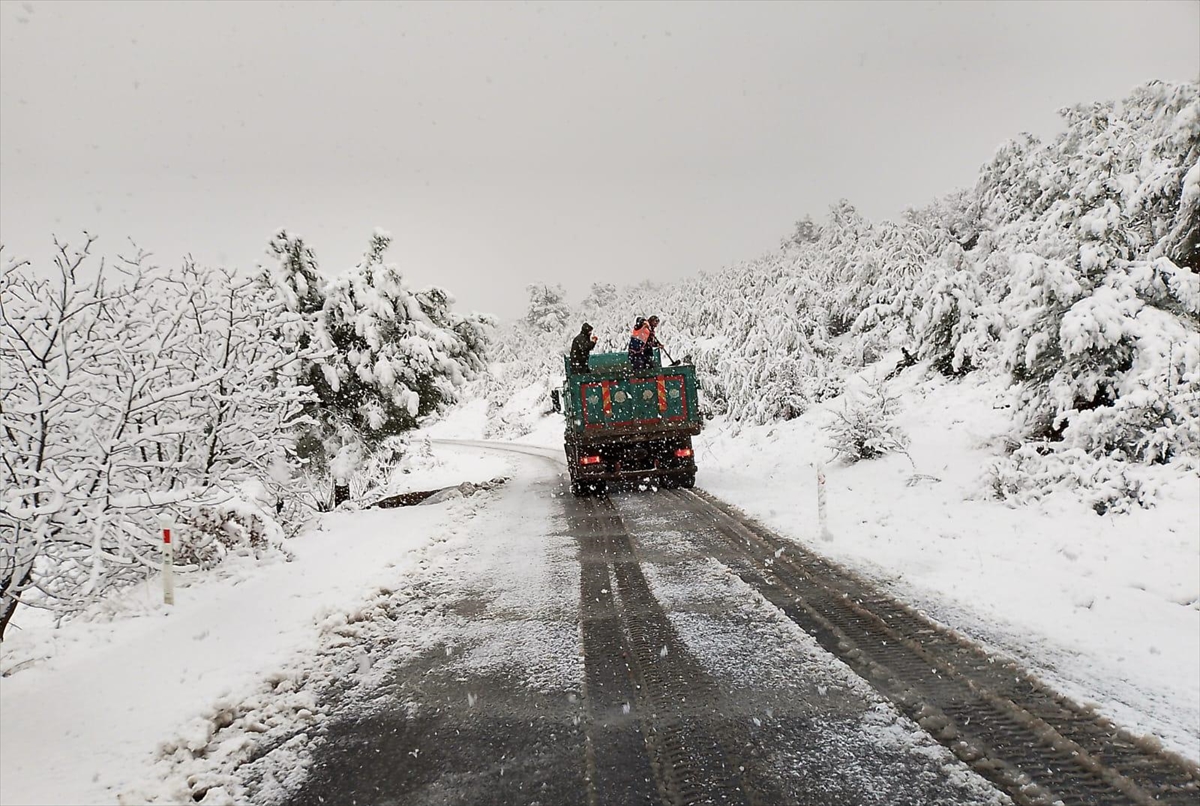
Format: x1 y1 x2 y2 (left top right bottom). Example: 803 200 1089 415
628 316 652 370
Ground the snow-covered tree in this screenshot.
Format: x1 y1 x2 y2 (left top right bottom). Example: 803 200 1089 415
525 283 571 332
825 378 910 463
581 282 618 312
0 237 313 639
264 229 324 316
912 244 1002 376
294 230 489 480
783 215 820 248
994 82 1200 462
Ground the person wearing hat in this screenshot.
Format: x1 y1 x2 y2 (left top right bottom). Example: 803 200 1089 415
628 317 653 370
645 315 663 355
570 322 598 373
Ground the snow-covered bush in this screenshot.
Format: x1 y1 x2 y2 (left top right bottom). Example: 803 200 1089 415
346 435 411 503
175 481 288 570
850 218 951 365
824 378 910 462
581 282 618 312
993 81 1200 469
983 444 1159 514
912 244 1003 376
299 441 412 512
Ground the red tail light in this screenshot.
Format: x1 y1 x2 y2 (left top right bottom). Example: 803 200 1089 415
580 455 602 465
675 448 693 458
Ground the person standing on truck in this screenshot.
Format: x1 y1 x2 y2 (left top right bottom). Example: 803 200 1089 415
570 322 598 373
629 317 652 370
645 315 664 357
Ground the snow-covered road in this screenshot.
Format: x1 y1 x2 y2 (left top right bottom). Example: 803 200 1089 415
2 440 1195 805
283 443 1007 806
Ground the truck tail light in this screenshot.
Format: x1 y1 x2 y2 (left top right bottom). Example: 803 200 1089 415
675 448 693 458
580 455 602 465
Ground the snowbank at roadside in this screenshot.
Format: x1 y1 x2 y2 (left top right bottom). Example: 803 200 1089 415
381 432 510 495
0 448 515 806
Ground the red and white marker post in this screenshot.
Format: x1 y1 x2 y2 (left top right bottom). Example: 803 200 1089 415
159 513 175 606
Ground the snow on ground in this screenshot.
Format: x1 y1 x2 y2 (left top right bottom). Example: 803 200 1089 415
475 366 1200 762
406 442 581 697
174 441 576 805
418 397 490 442
142 443 577 806
696 368 1200 762
373 426 510 495
0 444 518 806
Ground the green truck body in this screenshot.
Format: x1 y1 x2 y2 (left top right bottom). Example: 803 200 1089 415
556 349 703 495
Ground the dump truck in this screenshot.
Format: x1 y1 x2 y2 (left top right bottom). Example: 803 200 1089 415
553 349 703 496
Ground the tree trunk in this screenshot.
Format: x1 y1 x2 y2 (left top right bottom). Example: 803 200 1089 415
0 565 34 643
333 484 350 508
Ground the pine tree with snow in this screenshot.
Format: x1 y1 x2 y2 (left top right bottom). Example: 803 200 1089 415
912 243 1002 376
264 229 325 316
998 82 1200 461
582 282 618 312
525 283 571 332
306 230 488 457
784 215 820 247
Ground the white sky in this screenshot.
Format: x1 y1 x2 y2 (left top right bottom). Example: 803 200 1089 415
1 0 1197 320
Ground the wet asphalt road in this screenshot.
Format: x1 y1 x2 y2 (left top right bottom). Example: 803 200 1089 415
281 449 1008 806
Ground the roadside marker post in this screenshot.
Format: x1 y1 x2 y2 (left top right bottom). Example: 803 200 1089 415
159 514 175 606
817 465 832 541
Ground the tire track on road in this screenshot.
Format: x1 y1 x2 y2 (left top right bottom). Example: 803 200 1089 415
665 487 1200 806
568 494 757 806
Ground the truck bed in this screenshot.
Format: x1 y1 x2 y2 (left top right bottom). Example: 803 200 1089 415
560 352 703 441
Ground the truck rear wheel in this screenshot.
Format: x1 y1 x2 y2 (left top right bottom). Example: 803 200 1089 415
680 473 695 489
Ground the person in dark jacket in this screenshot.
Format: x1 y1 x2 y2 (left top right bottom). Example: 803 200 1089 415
645 315 663 354
569 323 598 373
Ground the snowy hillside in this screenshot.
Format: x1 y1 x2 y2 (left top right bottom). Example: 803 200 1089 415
479 80 1200 509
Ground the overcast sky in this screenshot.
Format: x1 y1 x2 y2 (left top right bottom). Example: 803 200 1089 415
1 1 1197 320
